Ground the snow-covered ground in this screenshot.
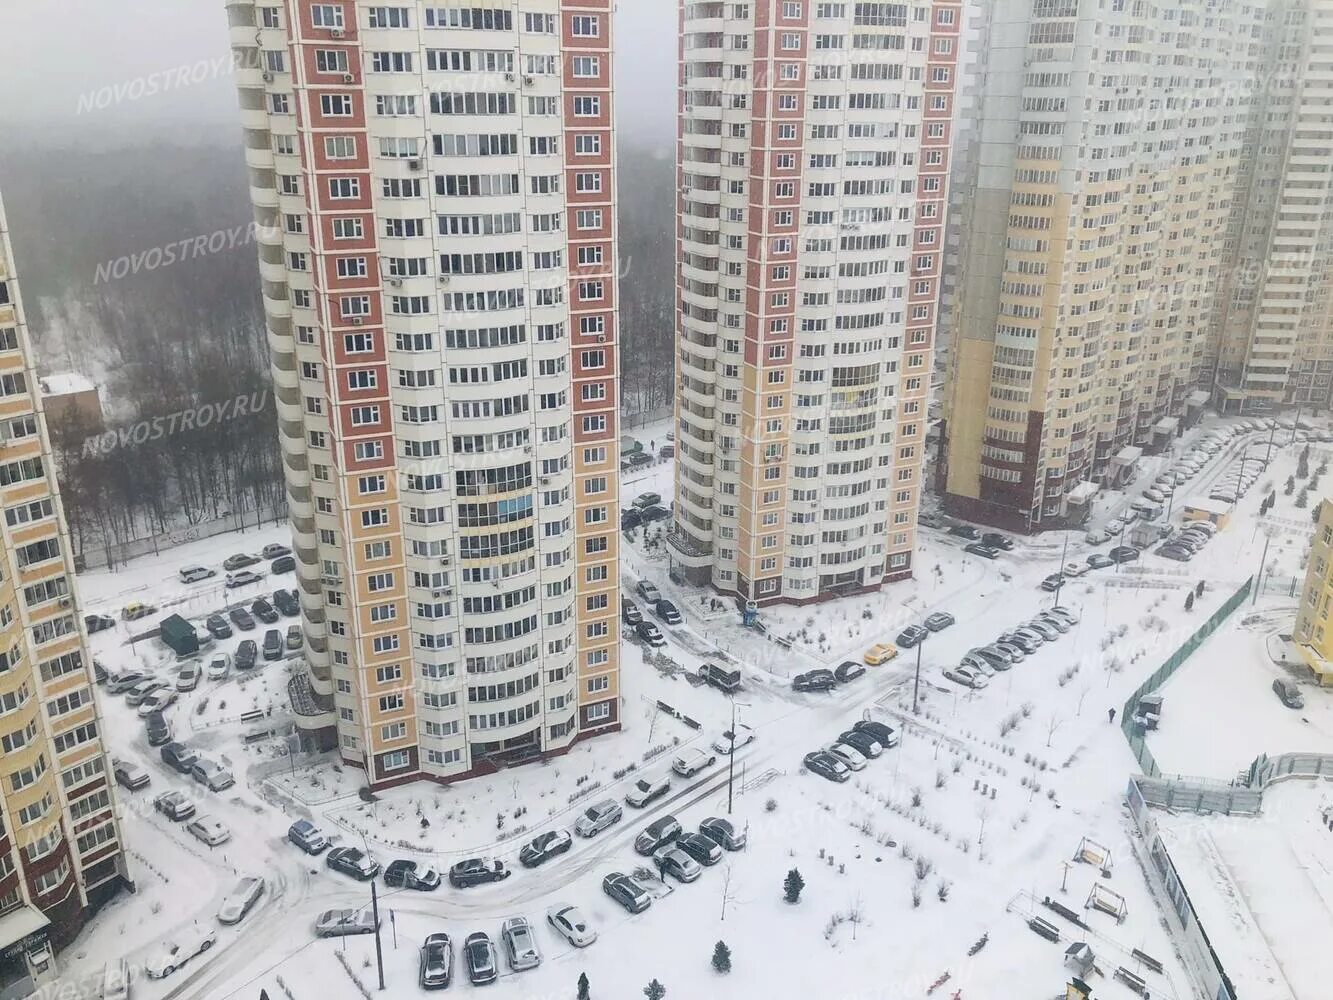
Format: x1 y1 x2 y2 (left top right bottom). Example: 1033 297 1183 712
48 411 1333 1000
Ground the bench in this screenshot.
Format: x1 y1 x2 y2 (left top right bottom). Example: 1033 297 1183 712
239 709 265 724
1114 967 1148 995
1131 948 1164 974
1027 916 1060 942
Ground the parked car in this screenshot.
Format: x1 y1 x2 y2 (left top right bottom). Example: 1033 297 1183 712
251 598 279 624
1086 553 1115 569
206 653 231 681
834 660 866 683
138 690 179 717
863 642 899 665
1085 528 1111 545
205 614 232 639
677 831 723 866
838 730 883 758
1046 606 1079 627
1034 612 1070 634
85 613 116 634
126 679 167 706
288 819 329 854
804 751 850 783
145 711 173 747
191 760 235 792
217 876 265 925
223 553 261 571
1272 677 1305 709
144 926 216 979
620 508 642 531
964 542 1001 559
655 599 682 625
448 858 509 888
924 611 956 631
793 669 838 692
102 960 130 1000
1025 620 1059 642
327 847 379 880
636 580 662 603
712 723 755 754
849 723 895 756
176 661 200 692
186 816 231 847
107 671 147 694
633 492 663 510
602 873 652 914
92 659 108 685
943 665 989 689
153 791 195 822
635 620 666 647
500 916 541 972
518 830 573 868
161 741 200 774
639 504 670 522
947 524 981 540
262 543 291 560
995 641 1026 663
286 624 303 650
998 631 1038 654
235 639 258 670
122 601 157 621
825 742 868 771
113 759 151 791
262 629 283 660
574 799 622 837
981 532 1015 550
698 816 747 850
383 860 440 891
622 600 643 625
1108 546 1140 564
315 910 378 938
671 748 716 777
178 566 214 583
896 624 929 648
1040 573 1064 592
229 607 256 631
270 555 296 575
419 933 453 991
273 588 299 616
1062 562 1089 578
654 846 702 883
464 933 498 986
546 904 597 948
634 815 682 855
225 571 262 589
625 775 671 808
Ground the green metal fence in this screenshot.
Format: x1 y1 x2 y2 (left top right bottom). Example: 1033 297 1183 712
1121 576 1254 776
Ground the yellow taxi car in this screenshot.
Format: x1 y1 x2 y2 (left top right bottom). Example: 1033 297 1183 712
122 601 157 621
863 642 899 666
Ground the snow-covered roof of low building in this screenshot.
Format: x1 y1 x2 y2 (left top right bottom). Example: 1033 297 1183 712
39 371 96 396
1181 496 1231 516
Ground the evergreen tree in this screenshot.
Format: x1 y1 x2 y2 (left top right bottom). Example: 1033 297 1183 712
712 941 732 974
644 980 667 1000
1184 591 1194 612
577 972 590 1000
784 868 805 904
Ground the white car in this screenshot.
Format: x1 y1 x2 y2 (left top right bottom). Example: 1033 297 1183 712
712 723 756 755
187 816 231 847
176 662 200 692
1061 562 1089 578
138 690 179 717
217 875 265 925
943 665 990 689
207 653 231 680
624 774 671 808
546 904 597 948
145 925 216 978
671 748 717 777
315 909 378 938
178 566 215 584
825 742 868 771
1084 528 1110 545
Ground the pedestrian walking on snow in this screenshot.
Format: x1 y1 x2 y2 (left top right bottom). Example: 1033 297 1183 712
1107 707 1116 724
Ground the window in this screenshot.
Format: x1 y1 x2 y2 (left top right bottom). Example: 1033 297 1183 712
586 702 611 722
571 14 599 36
311 4 345 29
320 93 355 117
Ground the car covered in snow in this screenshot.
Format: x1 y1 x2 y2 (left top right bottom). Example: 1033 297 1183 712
699 816 747 850
500 916 541 972
223 553 261 571
712 723 755 755
464 933 498 986
838 730 882 758
186 816 231 847
160 742 199 774
653 846 702 884
834 660 866 683
676 831 723 866
225 570 262 589
448 857 509 889
825 742 868 771
574 799 622 837
287 819 328 855
153 790 195 822
419 932 452 990
326 847 379 881
635 620 666 647
384 860 441 891
943 664 989 689
803 751 850 783
602 873 652 914
634 815 682 855
792 669 838 692
853 719 899 748
924 611 956 631
625 774 671 809
113 759 151 791
518 829 573 868
671 748 716 777
217 875 265 925
190 760 234 792
144 925 215 978
895 624 929 648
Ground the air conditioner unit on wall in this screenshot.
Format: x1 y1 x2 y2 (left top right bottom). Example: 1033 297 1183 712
330 28 345 38
342 72 355 84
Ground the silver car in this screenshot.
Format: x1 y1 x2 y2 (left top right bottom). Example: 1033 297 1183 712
315 909 378 938
500 916 541 972
575 799 622 837
217 876 265 925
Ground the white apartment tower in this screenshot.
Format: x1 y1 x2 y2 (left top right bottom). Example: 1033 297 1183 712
226 0 622 788
669 0 962 604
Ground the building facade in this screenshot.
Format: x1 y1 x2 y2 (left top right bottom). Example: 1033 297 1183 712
226 0 622 788
0 193 129 995
940 0 1263 531
1212 0 1333 414
669 0 962 604
1293 495 1333 684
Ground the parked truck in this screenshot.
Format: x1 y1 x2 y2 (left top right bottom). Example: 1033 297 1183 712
699 662 741 693
158 614 199 657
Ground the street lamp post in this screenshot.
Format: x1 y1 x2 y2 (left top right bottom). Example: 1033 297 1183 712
912 637 925 715
1052 532 1070 607
726 699 749 815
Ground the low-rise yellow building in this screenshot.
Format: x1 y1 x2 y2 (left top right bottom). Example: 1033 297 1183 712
1294 498 1333 685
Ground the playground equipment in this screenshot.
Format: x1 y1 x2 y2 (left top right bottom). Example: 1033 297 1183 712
1073 835 1114 877
1085 881 1128 923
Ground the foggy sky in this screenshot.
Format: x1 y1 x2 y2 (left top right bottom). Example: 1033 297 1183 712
0 0 676 146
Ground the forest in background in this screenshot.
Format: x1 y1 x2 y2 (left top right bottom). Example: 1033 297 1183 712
0 133 675 554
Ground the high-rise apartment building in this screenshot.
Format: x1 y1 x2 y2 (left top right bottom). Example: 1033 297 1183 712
940 0 1262 530
0 193 129 993
226 0 622 788
1212 0 1333 414
1293 493 1333 685
669 0 962 603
